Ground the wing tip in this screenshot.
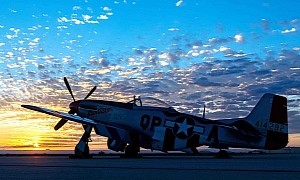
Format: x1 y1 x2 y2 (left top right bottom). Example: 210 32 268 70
21 105 38 110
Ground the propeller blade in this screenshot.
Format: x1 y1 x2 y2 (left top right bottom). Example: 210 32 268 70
54 119 68 131
84 86 97 100
64 77 75 102
54 110 75 131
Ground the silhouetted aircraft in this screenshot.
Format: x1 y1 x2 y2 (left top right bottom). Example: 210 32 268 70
22 77 288 157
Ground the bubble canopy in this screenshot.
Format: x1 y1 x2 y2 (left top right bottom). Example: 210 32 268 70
128 96 172 109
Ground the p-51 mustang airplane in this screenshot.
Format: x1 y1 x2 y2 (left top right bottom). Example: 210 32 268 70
22 77 288 157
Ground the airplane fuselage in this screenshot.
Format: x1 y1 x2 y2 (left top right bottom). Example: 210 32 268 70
75 99 276 152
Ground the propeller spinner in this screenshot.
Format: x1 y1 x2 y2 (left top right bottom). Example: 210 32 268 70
54 77 96 131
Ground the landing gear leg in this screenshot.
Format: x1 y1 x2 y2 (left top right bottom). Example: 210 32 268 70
70 125 93 159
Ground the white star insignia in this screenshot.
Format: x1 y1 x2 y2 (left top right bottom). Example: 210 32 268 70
176 118 192 136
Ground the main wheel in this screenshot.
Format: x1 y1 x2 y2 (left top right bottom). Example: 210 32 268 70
74 142 90 158
215 150 231 158
83 144 90 156
124 145 139 157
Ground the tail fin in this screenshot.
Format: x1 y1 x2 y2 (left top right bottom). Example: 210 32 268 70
246 93 288 150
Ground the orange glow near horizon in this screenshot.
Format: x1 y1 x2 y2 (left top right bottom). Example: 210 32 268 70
0 103 108 151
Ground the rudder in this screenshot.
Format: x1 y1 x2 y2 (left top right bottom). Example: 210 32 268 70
246 93 288 150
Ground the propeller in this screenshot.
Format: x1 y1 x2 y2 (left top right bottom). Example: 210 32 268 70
54 77 97 131
64 77 75 102
84 86 97 100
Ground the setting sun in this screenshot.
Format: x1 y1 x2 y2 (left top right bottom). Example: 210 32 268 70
33 143 39 148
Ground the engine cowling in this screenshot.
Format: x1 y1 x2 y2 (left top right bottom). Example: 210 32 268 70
107 138 126 152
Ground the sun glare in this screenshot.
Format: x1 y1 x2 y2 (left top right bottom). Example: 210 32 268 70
33 143 39 148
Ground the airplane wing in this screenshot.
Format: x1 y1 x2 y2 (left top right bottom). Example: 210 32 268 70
21 105 97 126
21 105 134 144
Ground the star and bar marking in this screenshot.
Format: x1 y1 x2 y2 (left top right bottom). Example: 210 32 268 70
165 116 205 139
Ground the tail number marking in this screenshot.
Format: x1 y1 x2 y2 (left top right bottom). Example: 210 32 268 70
255 121 287 133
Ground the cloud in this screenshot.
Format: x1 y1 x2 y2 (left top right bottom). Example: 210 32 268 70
57 17 69 23
158 52 179 63
208 37 234 45
98 15 109 20
73 6 82 11
82 14 92 21
193 77 221 86
281 27 297 34
234 34 244 43
176 0 183 7
103 7 112 11
71 18 85 25
8 8 17 13
168 28 180 31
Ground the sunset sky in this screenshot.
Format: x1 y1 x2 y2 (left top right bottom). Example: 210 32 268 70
1 0 300 151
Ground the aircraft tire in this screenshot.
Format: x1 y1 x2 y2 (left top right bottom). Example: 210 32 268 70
83 144 90 156
73 143 90 158
124 145 138 157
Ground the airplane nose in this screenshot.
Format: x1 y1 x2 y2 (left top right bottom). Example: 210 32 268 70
69 101 79 113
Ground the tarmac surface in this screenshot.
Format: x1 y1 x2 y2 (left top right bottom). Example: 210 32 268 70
0 153 300 180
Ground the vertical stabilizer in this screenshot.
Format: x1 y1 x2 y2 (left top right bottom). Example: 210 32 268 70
246 93 288 150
